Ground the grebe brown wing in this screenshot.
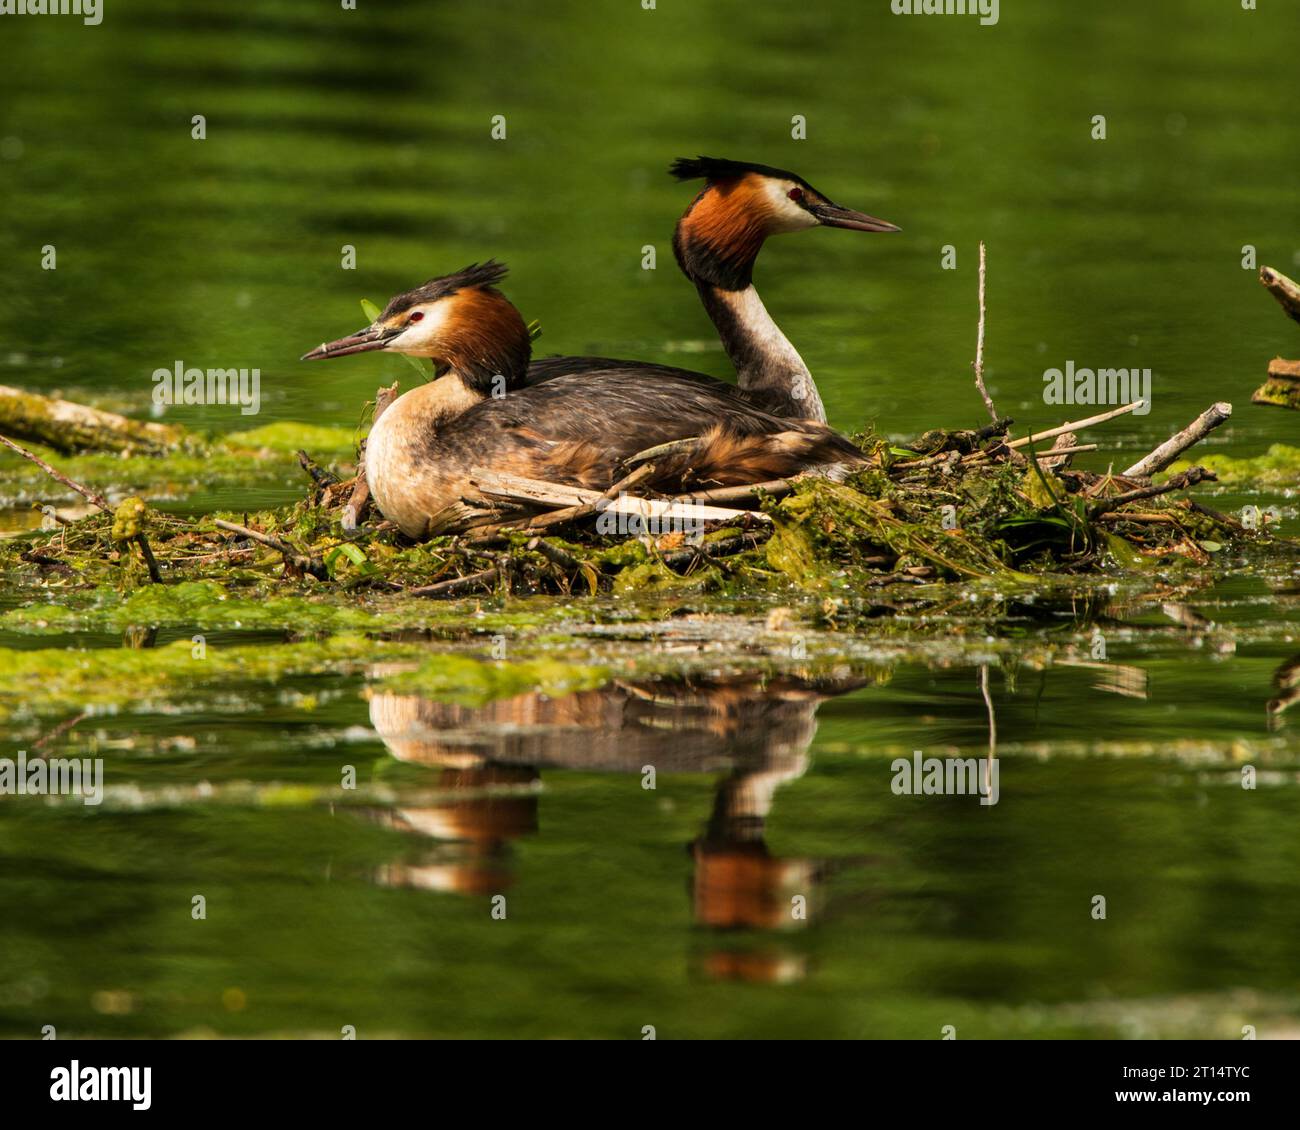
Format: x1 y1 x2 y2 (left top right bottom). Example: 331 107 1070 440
525 356 805 418
526 354 761 396
433 368 864 491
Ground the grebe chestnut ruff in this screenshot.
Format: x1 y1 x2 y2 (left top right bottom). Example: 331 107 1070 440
521 156 900 423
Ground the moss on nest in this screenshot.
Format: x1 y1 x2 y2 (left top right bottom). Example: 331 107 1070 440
0 416 1286 614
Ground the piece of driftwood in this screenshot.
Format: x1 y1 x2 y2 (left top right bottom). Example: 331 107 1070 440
1122 402 1232 479
1261 266 1300 325
465 464 659 541
1253 358 1300 410
1254 268 1300 409
0 385 184 455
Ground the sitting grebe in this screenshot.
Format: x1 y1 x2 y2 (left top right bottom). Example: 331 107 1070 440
302 264 867 539
522 156 899 423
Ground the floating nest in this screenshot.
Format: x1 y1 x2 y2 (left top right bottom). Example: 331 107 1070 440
0 406 1277 606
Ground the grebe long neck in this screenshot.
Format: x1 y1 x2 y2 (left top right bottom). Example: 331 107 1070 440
673 182 827 423
695 280 825 423
393 371 486 428
364 370 487 539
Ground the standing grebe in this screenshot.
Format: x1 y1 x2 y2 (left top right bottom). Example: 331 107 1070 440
302 264 867 539
524 157 899 423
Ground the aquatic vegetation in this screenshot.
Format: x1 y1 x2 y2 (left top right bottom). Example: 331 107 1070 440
0 634 389 721
0 421 1284 617
1169 444 1300 490
0 633 609 721
376 654 609 707
0 425 357 511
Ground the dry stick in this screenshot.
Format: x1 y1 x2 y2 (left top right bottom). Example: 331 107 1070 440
899 443 1098 474
1189 499 1245 531
966 401 1145 463
213 519 328 580
971 241 998 423
527 536 581 572
1029 442 1095 460
32 710 90 755
670 477 793 506
1121 402 1232 479
296 449 339 488
470 462 659 542
408 566 500 598
1260 265 1300 325
0 432 111 512
1090 467 1217 515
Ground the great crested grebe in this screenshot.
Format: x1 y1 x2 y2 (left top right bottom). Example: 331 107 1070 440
523 156 899 422
302 263 867 539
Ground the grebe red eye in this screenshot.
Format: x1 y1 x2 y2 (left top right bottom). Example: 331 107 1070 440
408 311 424 323
788 187 804 203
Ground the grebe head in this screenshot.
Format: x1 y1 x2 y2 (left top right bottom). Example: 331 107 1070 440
669 156 899 291
301 261 531 393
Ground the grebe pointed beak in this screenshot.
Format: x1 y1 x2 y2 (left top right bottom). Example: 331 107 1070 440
808 202 900 233
301 323 402 361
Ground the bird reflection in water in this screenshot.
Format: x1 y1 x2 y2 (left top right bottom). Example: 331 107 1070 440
362 672 870 982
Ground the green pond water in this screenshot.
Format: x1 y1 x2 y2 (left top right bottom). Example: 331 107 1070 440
0 0 1298 1039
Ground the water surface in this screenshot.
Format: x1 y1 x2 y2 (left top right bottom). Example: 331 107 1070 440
0 0 1297 1039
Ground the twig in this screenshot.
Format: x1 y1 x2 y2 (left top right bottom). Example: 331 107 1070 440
296 449 339 488
213 519 327 580
967 401 1145 462
33 711 90 754
1090 467 1217 515
1189 499 1244 531
407 566 500 598
866 571 929 586
971 241 998 423
1121 402 1232 479
526 537 581 572
0 432 111 512
1028 442 1095 461
669 478 793 506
